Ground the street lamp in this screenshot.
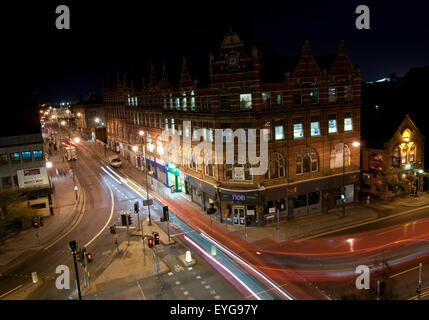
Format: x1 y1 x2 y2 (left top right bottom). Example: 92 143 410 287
342 141 360 217
95 117 100 124
74 137 80 143
46 161 53 168
139 130 152 226
74 186 78 201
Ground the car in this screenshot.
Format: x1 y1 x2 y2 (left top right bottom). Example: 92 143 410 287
109 156 122 168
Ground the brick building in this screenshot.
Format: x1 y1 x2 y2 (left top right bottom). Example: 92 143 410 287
103 30 362 226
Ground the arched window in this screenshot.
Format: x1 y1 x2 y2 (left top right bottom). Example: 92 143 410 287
401 145 408 164
330 143 351 169
266 152 286 179
225 162 252 181
409 144 416 162
310 82 319 104
190 90 195 111
293 83 302 105
297 148 319 174
156 136 164 156
344 80 353 101
393 145 400 158
147 134 154 152
328 81 337 103
240 87 252 110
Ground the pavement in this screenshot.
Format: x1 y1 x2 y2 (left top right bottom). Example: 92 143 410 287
0 141 84 275
80 139 429 245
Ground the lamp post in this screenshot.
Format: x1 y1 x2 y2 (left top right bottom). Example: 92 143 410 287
342 141 360 217
139 131 152 226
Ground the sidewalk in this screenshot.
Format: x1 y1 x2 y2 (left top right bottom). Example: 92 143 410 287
0 147 84 274
83 140 429 245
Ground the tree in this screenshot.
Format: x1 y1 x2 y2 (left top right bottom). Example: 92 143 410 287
0 190 37 238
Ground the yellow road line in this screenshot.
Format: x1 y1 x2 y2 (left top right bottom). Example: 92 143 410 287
44 188 86 250
389 266 419 278
295 204 429 242
408 286 429 300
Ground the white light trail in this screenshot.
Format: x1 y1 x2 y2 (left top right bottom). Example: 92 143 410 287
184 235 261 300
200 232 294 300
101 166 122 185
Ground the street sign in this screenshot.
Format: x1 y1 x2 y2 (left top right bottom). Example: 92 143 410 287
143 199 153 206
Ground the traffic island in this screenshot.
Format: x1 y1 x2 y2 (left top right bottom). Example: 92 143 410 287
73 239 169 298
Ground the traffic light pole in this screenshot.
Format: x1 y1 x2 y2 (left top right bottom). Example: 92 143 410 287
417 262 422 300
167 218 170 243
72 251 82 300
126 212 130 246
36 217 40 246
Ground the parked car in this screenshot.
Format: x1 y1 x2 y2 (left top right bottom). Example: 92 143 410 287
109 156 122 168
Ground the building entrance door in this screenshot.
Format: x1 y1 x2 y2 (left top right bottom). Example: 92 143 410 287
233 206 245 225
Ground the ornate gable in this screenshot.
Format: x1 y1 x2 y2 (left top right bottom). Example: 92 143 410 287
329 41 357 75
293 40 321 77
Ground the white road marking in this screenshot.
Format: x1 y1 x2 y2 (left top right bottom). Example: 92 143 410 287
84 181 115 248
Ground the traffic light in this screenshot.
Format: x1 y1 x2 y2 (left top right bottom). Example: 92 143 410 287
128 215 133 225
32 217 39 228
39 217 44 227
86 252 93 263
134 201 139 213
110 225 117 234
121 214 127 226
147 236 154 248
162 206 169 221
76 249 82 262
153 232 160 245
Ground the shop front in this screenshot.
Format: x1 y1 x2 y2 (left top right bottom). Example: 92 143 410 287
186 175 217 212
220 190 262 226
167 163 186 192
264 172 359 220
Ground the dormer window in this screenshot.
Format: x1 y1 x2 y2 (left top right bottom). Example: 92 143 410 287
310 82 319 104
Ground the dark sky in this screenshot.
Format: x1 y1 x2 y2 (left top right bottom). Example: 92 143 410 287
5 0 429 103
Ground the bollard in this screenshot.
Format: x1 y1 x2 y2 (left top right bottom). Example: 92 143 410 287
32 272 38 284
185 251 192 263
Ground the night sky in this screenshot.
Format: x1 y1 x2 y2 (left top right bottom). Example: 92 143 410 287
5 0 429 103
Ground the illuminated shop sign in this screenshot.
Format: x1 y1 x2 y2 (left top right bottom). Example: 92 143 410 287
232 194 246 201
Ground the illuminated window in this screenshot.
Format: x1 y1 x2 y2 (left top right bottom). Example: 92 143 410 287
275 93 282 106
328 114 337 134
330 143 351 169
182 92 187 111
169 94 173 110
175 98 180 110
275 125 284 140
163 95 167 109
191 91 195 111
310 82 319 104
310 116 320 136
164 118 168 131
328 82 337 103
156 136 164 155
22 151 32 161
262 92 271 109
401 145 408 164
402 129 411 142
240 93 252 110
293 118 304 139
10 152 20 161
344 112 353 131
171 119 175 134
410 144 416 162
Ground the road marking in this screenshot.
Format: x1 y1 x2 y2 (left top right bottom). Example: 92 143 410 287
0 285 23 299
296 204 429 241
389 266 420 278
44 186 87 250
84 181 115 248
408 286 429 300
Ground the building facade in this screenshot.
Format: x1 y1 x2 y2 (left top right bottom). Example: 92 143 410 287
361 115 426 197
103 31 362 226
0 133 53 216
71 94 106 136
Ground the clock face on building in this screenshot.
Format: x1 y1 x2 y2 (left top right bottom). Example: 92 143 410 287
226 54 240 70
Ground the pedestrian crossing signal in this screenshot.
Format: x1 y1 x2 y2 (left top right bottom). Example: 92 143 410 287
162 206 169 221
147 236 154 248
153 232 160 245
